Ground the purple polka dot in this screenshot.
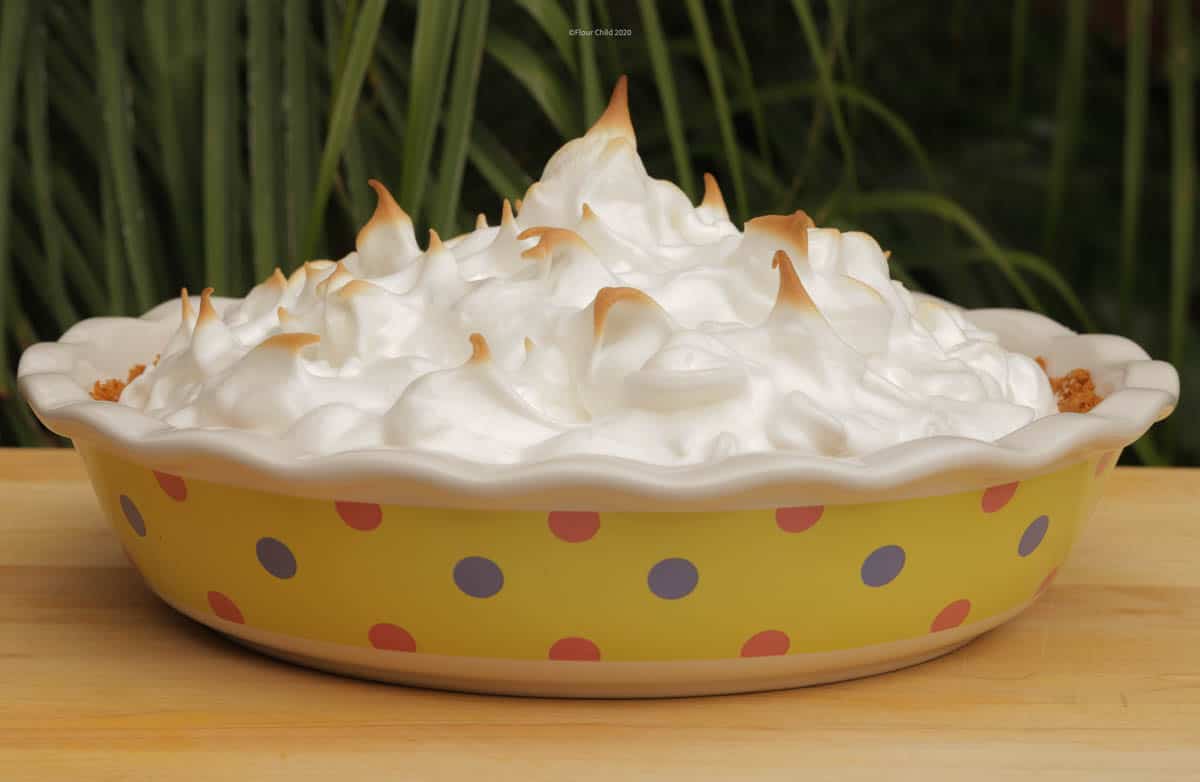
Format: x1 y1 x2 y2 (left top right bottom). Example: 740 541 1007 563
454 556 504 598
256 537 297 579
648 558 699 599
861 545 905 587
1018 515 1050 557
119 495 145 537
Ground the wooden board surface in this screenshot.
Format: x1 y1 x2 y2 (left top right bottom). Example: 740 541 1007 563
1 449 1197 780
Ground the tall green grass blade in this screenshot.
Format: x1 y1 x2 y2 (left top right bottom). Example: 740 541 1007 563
1043 0 1088 260
791 0 856 188
100 167 125 315
590 0 622 81
957 249 1098 332
487 30 579 139
285 0 317 266
323 0 372 226
399 0 462 225
1009 0 1030 119
144 0 201 286
637 0 695 200
845 190 1045 313
249 0 284 281
430 0 491 234
22 17 76 332
469 124 535 201
718 0 770 164
516 0 577 75
1119 0 1151 331
0 0 29 393
302 0 388 259
575 0 603 124
683 0 748 220
203 0 237 294
1166 0 1194 388
93 0 155 312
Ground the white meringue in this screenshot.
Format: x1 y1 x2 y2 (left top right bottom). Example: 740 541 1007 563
119 77 1057 465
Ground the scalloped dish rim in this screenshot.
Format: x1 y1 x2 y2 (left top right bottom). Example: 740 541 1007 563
17 294 1178 510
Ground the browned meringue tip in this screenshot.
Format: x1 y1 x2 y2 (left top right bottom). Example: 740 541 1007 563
586 75 635 144
266 267 287 289
747 210 816 256
468 332 491 364
197 287 218 325
259 332 321 353
180 288 195 321
517 226 594 260
524 336 535 354
513 197 524 213
276 305 294 324
427 228 444 253
581 202 598 221
771 250 817 312
883 250 892 262
356 179 411 249
475 212 488 230
592 285 659 338
701 172 727 215
500 198 515 227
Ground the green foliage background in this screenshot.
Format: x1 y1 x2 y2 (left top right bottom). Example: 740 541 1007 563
0 0 1195 463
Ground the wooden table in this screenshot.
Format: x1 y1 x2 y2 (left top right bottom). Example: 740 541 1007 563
1 450 1197 780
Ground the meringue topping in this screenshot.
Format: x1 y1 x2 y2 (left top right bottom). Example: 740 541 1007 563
116 78 1058 464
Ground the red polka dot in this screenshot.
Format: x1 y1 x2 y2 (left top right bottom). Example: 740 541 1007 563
549 637 601 661
930 599 972 632
1036 567 1059 596
1095 451 1117 476
154 471 187 501
740 630 791 657
207 591 244 624
548 511 600 543
776 506 823 532
368 623 416 652
981 481 1019 513
336 501 382 531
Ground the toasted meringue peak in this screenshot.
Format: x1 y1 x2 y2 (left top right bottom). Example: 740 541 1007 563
259 332 321 353
592 286 660 337
701 172 727 215
475 213 488 230
883 250 892 261
747 210 816 256
357 179 411 246
126 78 1057 464
772 250 817 312
517 226 594 260
197 287 218 325
587 74 635 145
468 332 491 363
180 288 195 321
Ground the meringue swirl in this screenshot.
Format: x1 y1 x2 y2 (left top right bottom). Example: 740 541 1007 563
119 77 1057 465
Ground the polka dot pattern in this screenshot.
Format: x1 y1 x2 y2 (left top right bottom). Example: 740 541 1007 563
336 501 382 531
930 599 971 632
368 623 416 652
1018 515 1050 557
776 505 823 532
256 537 297 579
454 556 504 598
153 471 188 501
648 558 699 599
119 495 146 537
548 510 600 542
741 630 790 657
981 481 1019 513
861 545 905 587
207 590 244 624
549 637 601 661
